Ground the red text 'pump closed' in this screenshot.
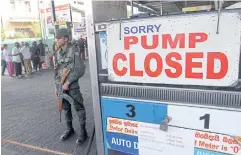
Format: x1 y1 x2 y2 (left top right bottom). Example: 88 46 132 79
112 33 228 79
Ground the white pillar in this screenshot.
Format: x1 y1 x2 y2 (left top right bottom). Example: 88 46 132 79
85 1 127 155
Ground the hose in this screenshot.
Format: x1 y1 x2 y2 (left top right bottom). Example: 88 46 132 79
85 125 95 155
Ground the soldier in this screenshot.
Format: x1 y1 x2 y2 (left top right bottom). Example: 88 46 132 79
53 28 87 145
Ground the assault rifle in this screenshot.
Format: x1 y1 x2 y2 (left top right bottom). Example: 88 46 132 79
56 68 74 122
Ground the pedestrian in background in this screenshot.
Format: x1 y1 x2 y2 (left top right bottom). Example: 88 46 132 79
30 41 41 72
84 37 88 58
38 40 45 71
19 42 26 74
11 42 22 78
71 39 79 52
1 46 6 76
20 42 32 75
3 44 14 77
21 42 25 48
77 37 85 60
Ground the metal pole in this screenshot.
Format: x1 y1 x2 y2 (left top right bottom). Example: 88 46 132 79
214 1 219 10
85 0 105 155
43 0 48 42
68 3 73 40
50 0 58 34
131 0 134 15
216 0 223 34
38 0 44 41
39 0 47 43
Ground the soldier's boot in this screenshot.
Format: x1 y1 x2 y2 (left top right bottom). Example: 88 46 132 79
60 121 75 141
76 123 88 145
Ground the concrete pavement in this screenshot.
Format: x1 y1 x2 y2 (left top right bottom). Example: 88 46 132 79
1 62 96 155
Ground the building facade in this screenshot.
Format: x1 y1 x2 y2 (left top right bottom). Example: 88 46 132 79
1 0 39 38
1 0 86 40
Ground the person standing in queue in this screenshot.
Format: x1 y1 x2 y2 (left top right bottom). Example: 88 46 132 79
3 44 14 77
11 42 22 78
20 42 26 74
53 28 87 145
1 46 6 76
30 41 41 72
38 40 45 71
21 42 25 48
20 42 32 75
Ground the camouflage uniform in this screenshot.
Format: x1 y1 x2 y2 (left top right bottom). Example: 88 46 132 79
53 28 87 144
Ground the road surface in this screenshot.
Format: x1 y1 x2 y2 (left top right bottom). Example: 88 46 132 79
1 62 96 155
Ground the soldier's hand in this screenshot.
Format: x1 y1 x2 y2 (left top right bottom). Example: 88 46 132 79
62 82 70 91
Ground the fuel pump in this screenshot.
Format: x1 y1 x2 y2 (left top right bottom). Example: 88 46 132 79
86 1 241 155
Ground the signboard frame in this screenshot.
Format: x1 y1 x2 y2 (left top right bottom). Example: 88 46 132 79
92 10 241 90
106 11 241 87
85 1 105 155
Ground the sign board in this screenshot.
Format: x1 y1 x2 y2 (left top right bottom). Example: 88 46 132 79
41 4 71 24
72 11 84 23
73 23 86 32
95 23 108 32
54 21 67 25
182 5 212 12
101 97 241 155
107 12 241 86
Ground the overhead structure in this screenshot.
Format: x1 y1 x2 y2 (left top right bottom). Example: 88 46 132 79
129 1 238 15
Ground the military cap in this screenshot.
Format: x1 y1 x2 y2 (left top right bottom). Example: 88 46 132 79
55 28 70 39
